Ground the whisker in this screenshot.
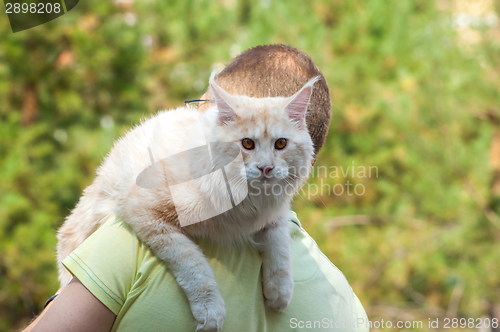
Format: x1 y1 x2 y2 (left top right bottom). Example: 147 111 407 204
283 178 310 207
232 177 251 192
287 173 328 209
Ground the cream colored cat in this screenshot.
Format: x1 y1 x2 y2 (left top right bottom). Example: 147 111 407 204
56 72 319 331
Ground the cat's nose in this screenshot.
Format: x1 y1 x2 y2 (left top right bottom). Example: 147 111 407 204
258 166 274 176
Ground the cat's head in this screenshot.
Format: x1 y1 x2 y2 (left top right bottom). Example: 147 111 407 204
204 71 318 197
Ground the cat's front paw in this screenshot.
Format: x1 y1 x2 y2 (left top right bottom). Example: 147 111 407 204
263 270 293 312
191 289 226 332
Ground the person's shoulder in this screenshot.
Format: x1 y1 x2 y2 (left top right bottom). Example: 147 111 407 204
288 210 351 282
286 211 369 331
67 214 145 266
61 215 154 315
288 210 345 280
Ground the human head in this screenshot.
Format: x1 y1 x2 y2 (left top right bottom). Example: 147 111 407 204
198 44 331 159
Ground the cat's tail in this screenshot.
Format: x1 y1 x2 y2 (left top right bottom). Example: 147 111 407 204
56 179 111 288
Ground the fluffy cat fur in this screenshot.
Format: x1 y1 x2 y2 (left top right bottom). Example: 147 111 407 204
56 72 319 331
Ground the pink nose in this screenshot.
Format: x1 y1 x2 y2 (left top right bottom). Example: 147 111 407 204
258 166 275 176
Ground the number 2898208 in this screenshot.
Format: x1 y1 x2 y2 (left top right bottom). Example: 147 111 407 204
443 317 498 329
5 2 61 14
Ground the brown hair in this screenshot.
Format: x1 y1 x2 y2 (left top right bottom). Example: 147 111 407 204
199 44 331 157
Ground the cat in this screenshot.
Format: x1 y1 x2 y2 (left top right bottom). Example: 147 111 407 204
56 71 319 331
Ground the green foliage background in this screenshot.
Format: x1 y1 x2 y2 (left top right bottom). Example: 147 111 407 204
1 0 500 330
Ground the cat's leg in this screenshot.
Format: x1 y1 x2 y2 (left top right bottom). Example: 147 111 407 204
133 221 225 332
255 217 293 311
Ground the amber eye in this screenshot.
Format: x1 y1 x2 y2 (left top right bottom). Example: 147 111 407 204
275 138 287 150
242 138 255 150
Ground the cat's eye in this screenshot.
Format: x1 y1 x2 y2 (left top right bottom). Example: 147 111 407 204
275 138 287 150
242 138 255 150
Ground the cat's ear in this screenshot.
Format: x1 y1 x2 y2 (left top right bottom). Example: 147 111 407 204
209 71 238 125
284 75 321 127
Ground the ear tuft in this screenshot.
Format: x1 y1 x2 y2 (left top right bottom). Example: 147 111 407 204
209 70 237 125
284 75 322 126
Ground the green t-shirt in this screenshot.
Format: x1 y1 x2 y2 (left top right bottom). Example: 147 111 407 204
62 212 369 331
